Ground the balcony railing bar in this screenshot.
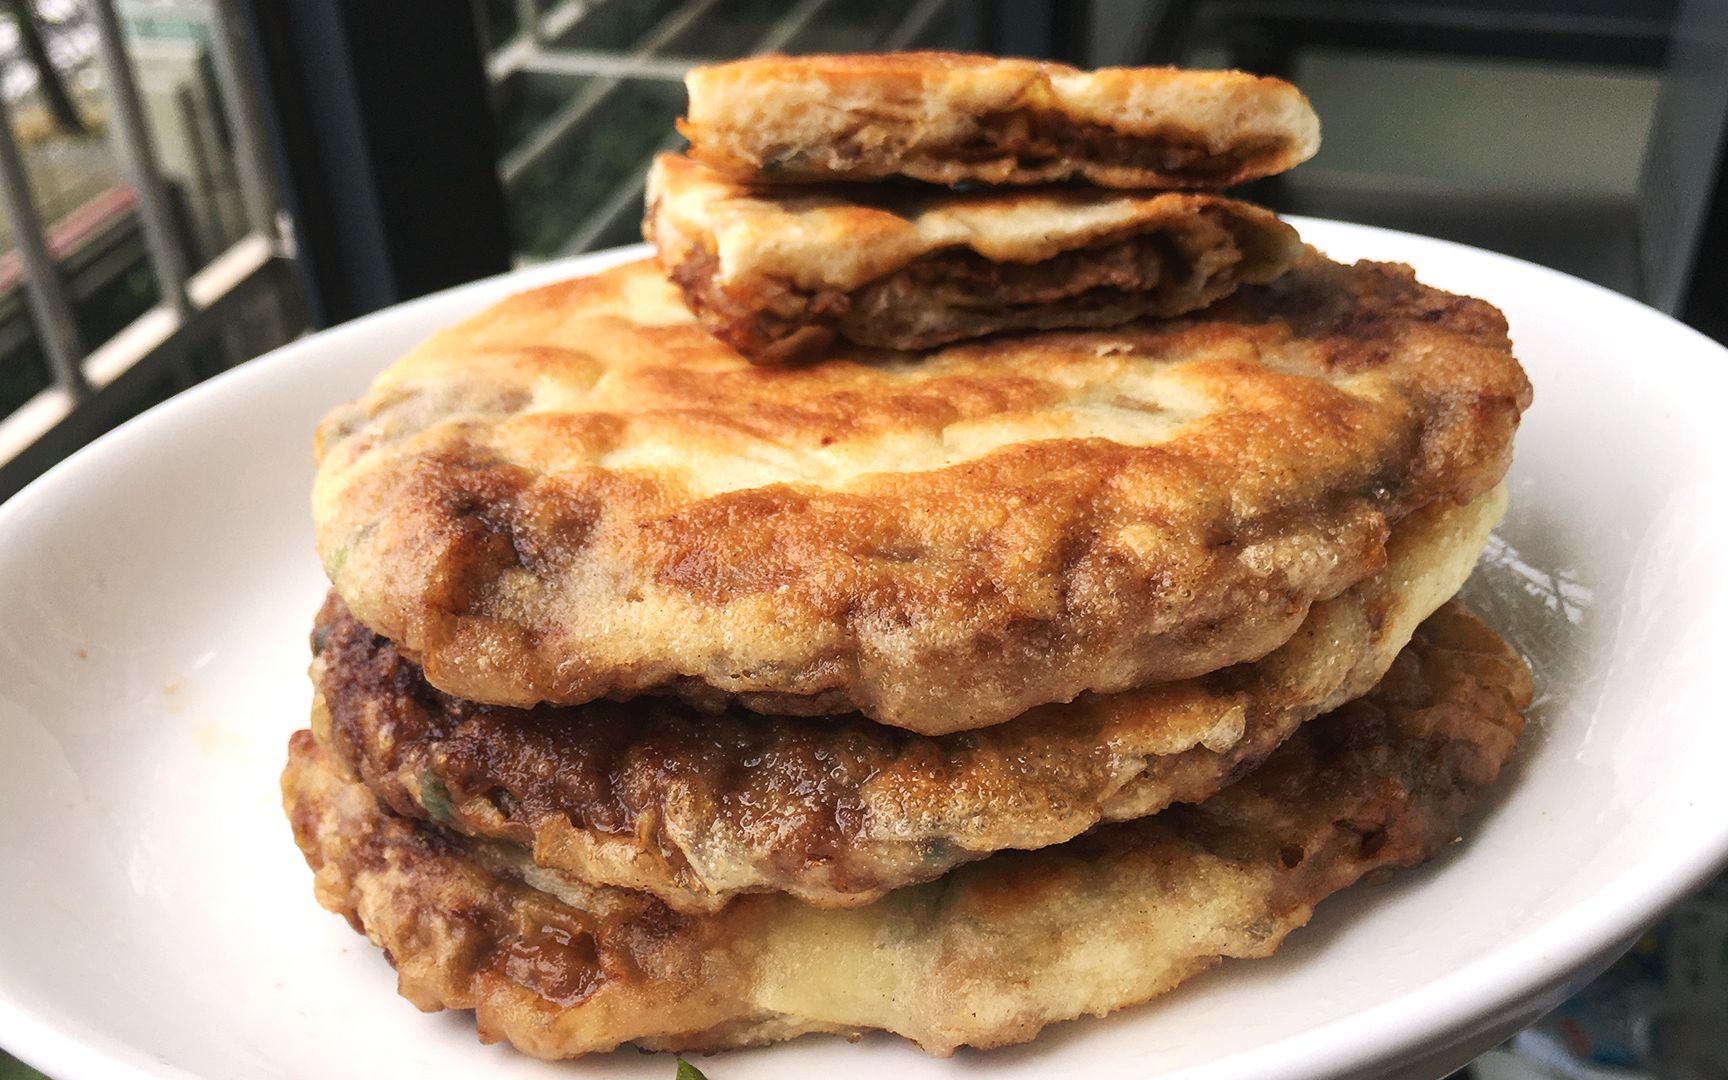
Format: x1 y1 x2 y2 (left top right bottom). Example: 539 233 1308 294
206 0 289 244
754 0 849 53
498 0 724 188
175 85 237 245
83 231 273 384
543 0 848 256
90 0 193 320
171 82 251 369
516 0 545 46
538 0 963 255
0 388 78 468
0 94 92 400
486 1 593 83
0 232 287 500
516 49 699 81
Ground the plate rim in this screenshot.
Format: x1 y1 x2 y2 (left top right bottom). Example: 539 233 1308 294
2 219 1727 1080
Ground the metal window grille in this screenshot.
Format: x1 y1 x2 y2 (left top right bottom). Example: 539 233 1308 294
486 0 996 259
0 0 301 500
0 0 1042 499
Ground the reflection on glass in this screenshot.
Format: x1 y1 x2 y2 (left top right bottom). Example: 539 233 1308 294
786 0 923 53
508 80 683 257
658 0 791 57
496 0 989 255
493 73 593 155
553 0 686 51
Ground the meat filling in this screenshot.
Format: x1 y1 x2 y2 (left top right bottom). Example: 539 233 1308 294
951 110 1278 176
764 111 1283 179
870 233 1186 310
679 227 1246 361
840 233 1239 349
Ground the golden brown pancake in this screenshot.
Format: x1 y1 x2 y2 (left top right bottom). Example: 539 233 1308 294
282 603 1530 1058
678 52 1320 188
311 484 1502 913
645 153 1301 364
311 255 1529 731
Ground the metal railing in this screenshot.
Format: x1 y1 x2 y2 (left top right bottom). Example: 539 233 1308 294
0 0 298 499
487 0 975 258
0 0 973 493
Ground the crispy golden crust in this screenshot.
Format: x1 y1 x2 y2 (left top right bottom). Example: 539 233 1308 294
678 52 1320 188
645 153 1301 363
312 485 1502 913
282 603 1530 1058
311 255 1530 731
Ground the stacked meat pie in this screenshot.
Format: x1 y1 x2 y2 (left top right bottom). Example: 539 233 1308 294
285 52 1533 1060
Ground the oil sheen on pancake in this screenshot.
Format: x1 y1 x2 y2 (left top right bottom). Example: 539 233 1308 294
311 254 1530 731
312 484 1503 913
646 152 1301 364
677 52 1320 188
282 603 1530 1058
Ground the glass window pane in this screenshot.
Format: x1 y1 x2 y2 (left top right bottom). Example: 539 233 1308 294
507 79 683 258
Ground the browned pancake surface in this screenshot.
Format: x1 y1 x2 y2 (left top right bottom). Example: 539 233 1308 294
679 52 1320 188
310 484 1502 912
311 255 1529 731
282 603 1530 1058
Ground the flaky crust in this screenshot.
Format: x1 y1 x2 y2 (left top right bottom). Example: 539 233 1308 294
313 484 1503 912
646 152 1301 363
282 603 1530 1058
679 52 1320 187
311 255 1530 730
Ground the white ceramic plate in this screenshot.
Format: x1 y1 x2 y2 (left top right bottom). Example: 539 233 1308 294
2 221 1726 1080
